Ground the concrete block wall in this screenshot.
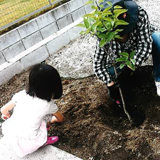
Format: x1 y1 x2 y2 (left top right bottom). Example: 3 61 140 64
0 0 93 86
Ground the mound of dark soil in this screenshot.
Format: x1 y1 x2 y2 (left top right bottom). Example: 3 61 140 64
1 66 160 160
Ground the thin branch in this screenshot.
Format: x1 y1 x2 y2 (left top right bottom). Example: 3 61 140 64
103 46 132 123
113 63 132 122
95 0 101 10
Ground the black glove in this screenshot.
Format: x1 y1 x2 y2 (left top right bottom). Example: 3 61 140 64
114 67 133 87
108 85 121 101
108 85 123 108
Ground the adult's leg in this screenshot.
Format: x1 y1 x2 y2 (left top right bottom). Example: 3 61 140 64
152 32 160 81
151 32 160 96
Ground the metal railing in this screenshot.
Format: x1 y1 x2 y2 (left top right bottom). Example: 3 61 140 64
0 0 64 32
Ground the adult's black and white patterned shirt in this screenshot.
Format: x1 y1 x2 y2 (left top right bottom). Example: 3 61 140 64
93 6 158 85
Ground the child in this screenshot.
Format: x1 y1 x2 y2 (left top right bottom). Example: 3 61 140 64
0 63 64 157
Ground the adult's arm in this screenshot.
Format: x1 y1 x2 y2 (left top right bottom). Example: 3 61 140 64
93 40 113 85
134 8 153 66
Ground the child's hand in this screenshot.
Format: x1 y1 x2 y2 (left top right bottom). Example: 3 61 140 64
1 114 10 120
51 112 64 123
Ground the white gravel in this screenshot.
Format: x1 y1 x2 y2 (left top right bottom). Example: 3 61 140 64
46 35 96 79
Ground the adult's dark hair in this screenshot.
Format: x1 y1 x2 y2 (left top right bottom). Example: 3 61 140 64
26 63 62 101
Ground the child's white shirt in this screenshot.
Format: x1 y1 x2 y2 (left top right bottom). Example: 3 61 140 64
2 90 58 139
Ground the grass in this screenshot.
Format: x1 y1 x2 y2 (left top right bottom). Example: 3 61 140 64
0 0 56 28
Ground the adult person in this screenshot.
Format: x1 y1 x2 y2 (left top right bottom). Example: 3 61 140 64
93 0 160 106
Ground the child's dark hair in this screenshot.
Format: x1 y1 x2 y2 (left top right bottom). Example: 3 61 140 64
26 63 62 101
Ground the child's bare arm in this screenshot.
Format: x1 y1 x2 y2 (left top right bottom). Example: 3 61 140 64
50 111 64 123
1 102 15 119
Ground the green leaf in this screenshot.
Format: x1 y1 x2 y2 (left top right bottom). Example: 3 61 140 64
130 50 136 59
106 1 112 6
114 35 122 39
83 13 95 18
114 29 123 32
130 59 136 65
90 17 97 22
105 22 112 30
97 26 107 32
128 63 135 71
85 0 93 5
113 9 127 18
91 5 98 10
126 61 135 70
115 20 129 27
131 64 135 71
103 17 115 28
106 32 115 42
101 12 112 18
114 5 122 9
116 56 128 62
103 6 112 12
91 21 101 32
97 33 106 39
103 17 112 21
80 29 90 35
120 63 125 69
99 4 104 9
92 9 98 15
100 39 106 47
76 23 85 28
84 17 91 29
119 52 129 58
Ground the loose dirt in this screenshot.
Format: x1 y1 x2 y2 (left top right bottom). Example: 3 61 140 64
1 66 160 160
